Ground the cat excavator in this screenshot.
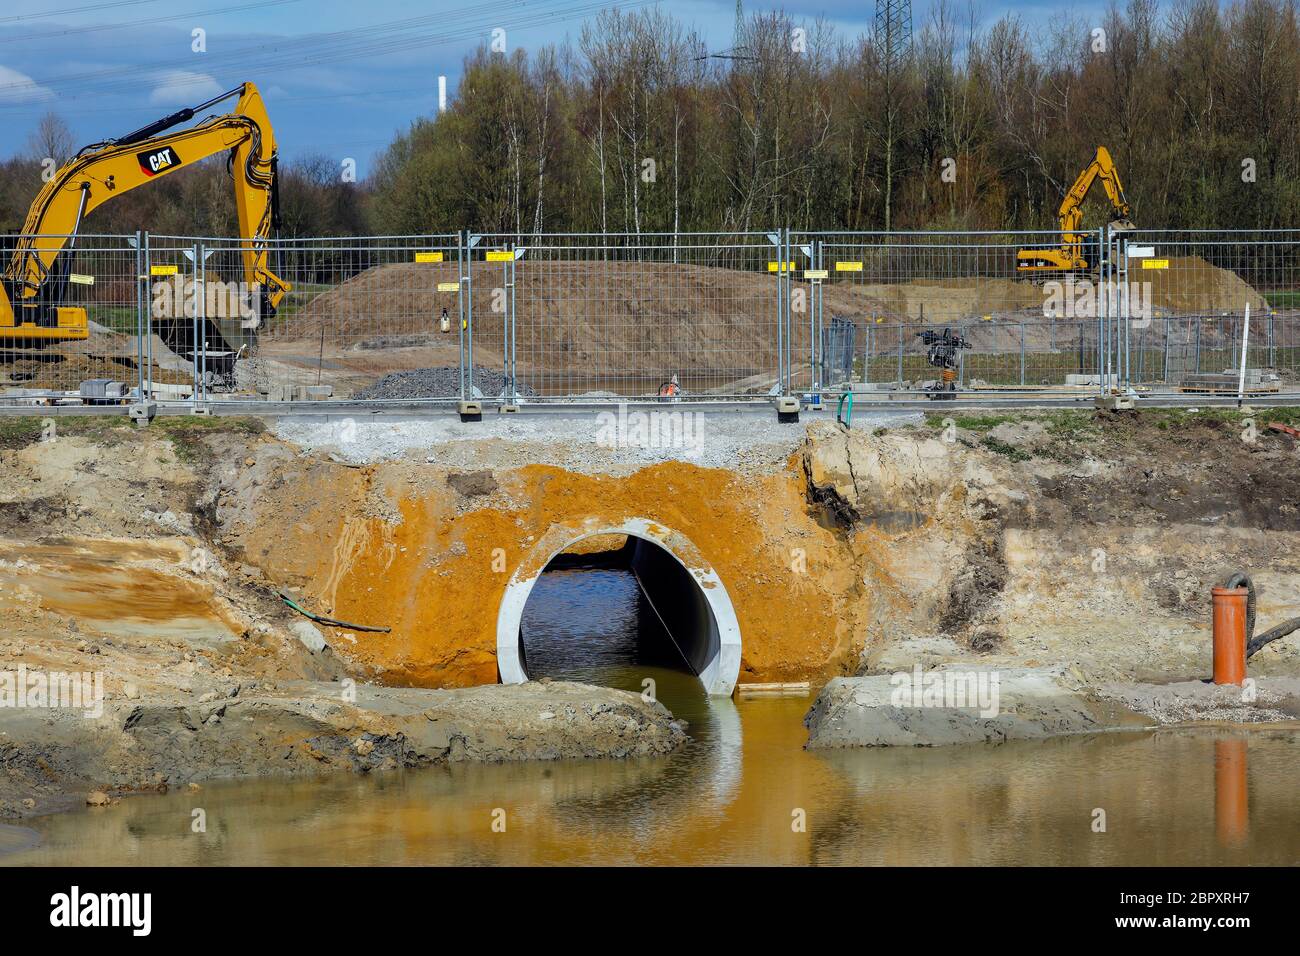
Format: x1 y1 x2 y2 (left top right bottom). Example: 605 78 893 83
0 82 289 376
1016 146 1135 276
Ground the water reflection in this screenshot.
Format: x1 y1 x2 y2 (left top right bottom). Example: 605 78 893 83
3 567 1297 866
3 715 1296 865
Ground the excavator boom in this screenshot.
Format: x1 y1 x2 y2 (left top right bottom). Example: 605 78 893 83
1 82 289 345
1017 146 1134 275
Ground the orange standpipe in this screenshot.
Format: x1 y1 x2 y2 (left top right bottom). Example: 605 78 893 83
1212 586 1248 685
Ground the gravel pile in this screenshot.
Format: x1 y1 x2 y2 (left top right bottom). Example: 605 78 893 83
352 366 537 401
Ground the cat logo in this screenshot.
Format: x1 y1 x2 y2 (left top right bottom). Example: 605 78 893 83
137 146 182 176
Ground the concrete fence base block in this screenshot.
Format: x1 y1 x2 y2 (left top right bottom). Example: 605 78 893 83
1094 394 1135 411
128 401 157 426
774 395 800 423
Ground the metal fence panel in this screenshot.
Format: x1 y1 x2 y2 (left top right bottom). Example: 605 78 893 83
183 234 463 403
472 231 785 402
14 228 1300 407
0 234 146 400
1118 230 1300 393
791 230 1119 396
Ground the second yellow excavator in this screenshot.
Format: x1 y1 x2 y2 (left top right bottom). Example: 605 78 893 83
1017 146 1135 275
0 82 290 367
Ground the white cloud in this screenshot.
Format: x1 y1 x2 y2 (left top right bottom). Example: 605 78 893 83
0 65 54 104
148 70 223 107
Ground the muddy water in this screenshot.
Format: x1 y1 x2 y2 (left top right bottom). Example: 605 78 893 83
4 569 1300 866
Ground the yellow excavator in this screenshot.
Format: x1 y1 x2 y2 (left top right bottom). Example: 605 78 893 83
1017 146 1135 275
0 82 289 366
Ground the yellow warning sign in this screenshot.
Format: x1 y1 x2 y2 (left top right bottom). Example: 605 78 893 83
803 269 829 280
436 281 459 292
767 261 795 272
414 251 444 263
835 260 863 272
486 250 514 262
69 274 95 286
150 264 178 276
1141 259 1169 270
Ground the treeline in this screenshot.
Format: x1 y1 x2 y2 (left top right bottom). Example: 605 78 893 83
0 152 366 236
377 0 1300 234
6 0 1300 238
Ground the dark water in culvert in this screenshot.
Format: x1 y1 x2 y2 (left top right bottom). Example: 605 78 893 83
4 569 1300 865
520 566 697 689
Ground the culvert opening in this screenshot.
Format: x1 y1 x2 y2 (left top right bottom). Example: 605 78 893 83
496 522 741 696
520 539 696 684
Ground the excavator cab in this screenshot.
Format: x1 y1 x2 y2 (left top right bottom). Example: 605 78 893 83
1017 146 1133 276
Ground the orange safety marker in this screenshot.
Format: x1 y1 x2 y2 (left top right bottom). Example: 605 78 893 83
1211 586 1248 685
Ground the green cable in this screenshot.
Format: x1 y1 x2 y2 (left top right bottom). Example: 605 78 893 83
279 592 391 633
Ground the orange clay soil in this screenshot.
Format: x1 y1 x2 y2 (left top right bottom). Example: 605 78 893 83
234 458 869 688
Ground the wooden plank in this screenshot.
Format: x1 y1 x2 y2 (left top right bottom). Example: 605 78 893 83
735 681 811 697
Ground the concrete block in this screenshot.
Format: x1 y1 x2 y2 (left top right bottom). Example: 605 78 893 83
1094 394 1135 411
128 401 157 426
289 620 328 654
458 400 483 422
79 379 127 402
774 395 800 423
805 666 1148 748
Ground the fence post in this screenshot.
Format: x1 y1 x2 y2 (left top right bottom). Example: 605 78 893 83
784 227 792 396
191 242 201 411
864 321 871 385
896 322 904 384
811 237 821 398
1162 319 1170 384
507 242 517 405
1019 321 1025 386
142 230 153 401
457 230 466 401
134 231 145 401
465 233 481 398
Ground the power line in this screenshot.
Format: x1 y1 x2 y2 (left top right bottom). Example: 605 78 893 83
0 85 438 119
0 0 164 23
0 0 659 106
0 2 531 94
0 0 304 47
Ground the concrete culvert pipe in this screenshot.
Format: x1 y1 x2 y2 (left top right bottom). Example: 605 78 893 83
496 518 742 696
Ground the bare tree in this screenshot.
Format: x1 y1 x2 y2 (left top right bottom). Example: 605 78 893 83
28 112 75 166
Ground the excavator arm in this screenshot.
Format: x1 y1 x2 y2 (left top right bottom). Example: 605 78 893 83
1056 145 1132 245
1 82 289 340
1017 146 1134 275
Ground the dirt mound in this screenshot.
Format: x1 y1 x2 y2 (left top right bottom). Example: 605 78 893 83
1139 256 1268 314
273 254 1271 392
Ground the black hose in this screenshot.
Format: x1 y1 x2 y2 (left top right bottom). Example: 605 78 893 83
1222 572 1256 643
1221 571 1300 658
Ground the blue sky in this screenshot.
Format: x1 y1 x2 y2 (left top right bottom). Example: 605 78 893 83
0 0 1109 171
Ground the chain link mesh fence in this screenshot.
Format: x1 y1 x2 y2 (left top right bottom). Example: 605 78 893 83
6 229 1300 406
469 232 785 402
1 235 144 399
